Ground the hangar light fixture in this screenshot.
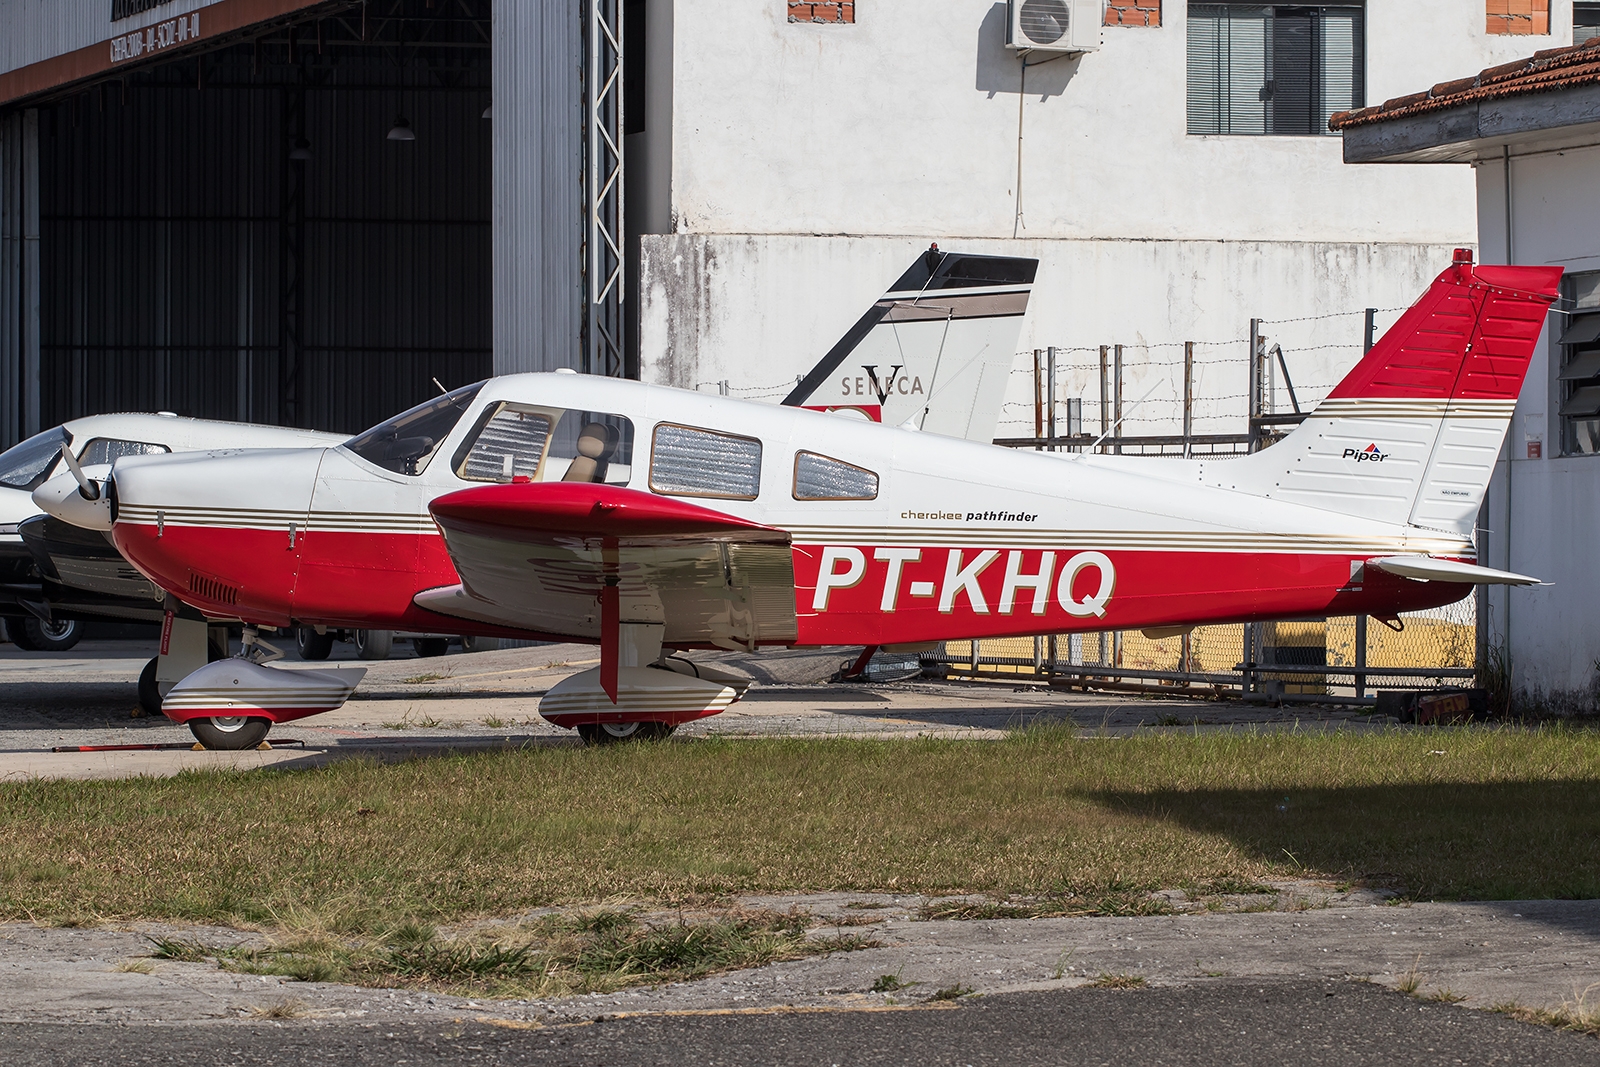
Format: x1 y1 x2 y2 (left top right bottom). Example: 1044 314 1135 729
387 116 416 142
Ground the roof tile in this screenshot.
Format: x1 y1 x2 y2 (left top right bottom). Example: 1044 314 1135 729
1331 38 1600 130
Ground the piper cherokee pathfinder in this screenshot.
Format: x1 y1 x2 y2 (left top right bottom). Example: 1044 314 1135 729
34 245 1040 746
37 251 1558 750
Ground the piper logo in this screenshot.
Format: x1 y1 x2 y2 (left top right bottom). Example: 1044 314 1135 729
1342 443 1388 463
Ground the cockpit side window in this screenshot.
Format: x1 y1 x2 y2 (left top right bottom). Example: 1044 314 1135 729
455 404 553 482
0 426 71 491
345 382 485 476
78 439 171 466
453 406 635 484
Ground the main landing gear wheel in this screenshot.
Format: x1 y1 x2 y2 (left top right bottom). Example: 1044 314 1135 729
23 617 81 651
413 637 450 658
355 629 393 660
296 627 335 661
188 715 272 751
577 721 676 746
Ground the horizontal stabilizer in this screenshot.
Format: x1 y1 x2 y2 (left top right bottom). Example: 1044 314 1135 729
1368 555 1540 586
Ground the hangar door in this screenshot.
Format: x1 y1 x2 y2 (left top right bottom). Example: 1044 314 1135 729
9 1 492 438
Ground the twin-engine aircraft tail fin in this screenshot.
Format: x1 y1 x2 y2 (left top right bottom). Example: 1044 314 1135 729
1218 250 1561 542
781 245 1039 442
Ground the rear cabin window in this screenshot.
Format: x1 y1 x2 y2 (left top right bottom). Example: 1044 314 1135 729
78 439 170 465
649 423 763 499
454 405 634 484
793 451 878 500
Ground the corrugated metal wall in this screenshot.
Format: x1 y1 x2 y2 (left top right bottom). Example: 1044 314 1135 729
0 0 233 79
32 29 490 438
492 1 582 376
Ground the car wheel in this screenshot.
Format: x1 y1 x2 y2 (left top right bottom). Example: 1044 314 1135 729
23 616 80 652
414 637 450 658
189 715 271 750
576 721 675 745
355 629 393 660
296 627 335 661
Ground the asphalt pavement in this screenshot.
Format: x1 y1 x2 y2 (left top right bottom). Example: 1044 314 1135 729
3 981 1594 1066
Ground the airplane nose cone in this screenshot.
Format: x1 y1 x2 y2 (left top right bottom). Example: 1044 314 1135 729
32 465 114 531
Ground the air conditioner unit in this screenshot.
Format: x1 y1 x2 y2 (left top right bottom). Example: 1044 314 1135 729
1007 0 1102 55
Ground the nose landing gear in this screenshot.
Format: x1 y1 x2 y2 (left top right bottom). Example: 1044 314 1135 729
165 625 366 751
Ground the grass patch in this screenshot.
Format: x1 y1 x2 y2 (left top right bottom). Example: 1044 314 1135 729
871 973 914 993
3 728 1600 935
1492 997 1600 1037
150 910 872 999
929 984 975 1000
402 673 448 685
1086 973 1147 989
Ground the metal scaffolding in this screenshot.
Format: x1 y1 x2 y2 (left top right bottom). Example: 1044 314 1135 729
583 0 625 378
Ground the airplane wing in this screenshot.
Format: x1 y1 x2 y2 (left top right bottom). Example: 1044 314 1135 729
416 483 798 655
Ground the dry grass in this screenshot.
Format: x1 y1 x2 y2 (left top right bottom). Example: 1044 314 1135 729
1086 973 1147 989
248 997 309 1019
1493 985 1600 1037
149 909 873 999
2 727 1599 936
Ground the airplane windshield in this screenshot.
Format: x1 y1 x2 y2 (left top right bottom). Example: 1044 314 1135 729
344 382 485 476
0 426 71 491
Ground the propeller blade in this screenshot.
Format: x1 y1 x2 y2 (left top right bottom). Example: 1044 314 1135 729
58 444 100 501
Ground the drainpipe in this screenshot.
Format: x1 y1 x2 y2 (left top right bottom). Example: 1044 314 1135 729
1502 144 1515 676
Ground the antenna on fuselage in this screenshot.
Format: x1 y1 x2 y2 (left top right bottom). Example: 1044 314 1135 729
432 377 449 395
1078 381 1161 457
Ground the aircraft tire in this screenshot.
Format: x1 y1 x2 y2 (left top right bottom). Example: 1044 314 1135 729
4 616 38 650
23 617 81 652
414 637 450 658
577 721 676 746
296 628 335 661
189 715 271 750
137 656 164 717
355 629 393 660
461 635 499 653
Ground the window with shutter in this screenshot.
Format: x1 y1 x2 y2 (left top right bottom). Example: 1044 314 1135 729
1559 272 1600 455
1577 2 1600 42
1187 4 1363 136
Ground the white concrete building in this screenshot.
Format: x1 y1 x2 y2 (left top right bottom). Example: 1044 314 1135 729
1335 32 1600 702
633 1 1572 441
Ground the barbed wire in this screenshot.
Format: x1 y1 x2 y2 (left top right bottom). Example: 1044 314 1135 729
1257 304 1410 326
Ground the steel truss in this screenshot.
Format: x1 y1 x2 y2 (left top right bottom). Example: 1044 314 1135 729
584 0 625 377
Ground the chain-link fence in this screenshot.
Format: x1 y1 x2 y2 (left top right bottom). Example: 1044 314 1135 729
924 599 1477 704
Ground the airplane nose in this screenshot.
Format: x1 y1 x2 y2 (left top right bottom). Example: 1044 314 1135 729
32 464 114 531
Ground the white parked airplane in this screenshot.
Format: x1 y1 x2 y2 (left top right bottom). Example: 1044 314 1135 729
0 413 344 652
37 251 1553 749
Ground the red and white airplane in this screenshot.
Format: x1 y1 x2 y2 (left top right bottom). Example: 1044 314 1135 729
35 250 1558 749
